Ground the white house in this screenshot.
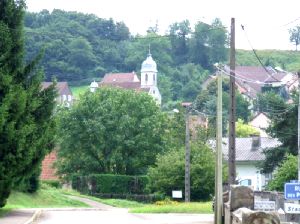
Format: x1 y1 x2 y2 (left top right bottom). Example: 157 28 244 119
209 136 281 191
249 112 271 137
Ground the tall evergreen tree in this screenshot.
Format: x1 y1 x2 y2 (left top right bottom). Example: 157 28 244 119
0 0 57 207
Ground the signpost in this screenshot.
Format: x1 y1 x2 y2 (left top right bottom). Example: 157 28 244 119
254 201 276 211
172 190 182 199
284 183 300 200
285 203 300 214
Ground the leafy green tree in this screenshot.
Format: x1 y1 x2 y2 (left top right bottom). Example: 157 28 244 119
169 20 191 64
289 26 300 51
236 119 259 137
194 77 251 134
171 63 210 101
56 87 168 179
189 19 228 69
0 0 57 207
148 141 227 201
255 92 297 173
268 154 297 191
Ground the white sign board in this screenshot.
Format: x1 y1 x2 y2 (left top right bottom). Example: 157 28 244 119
284 203 300 214
254 201 276 211
172 190 182 199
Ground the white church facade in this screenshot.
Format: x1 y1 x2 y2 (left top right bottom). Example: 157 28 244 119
90 52 161 105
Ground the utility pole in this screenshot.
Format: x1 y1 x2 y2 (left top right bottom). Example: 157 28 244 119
215 69 223 224
297 71 300 182
228 17 236 185
185 105 191 202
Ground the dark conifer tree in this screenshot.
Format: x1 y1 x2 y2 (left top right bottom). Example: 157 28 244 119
0 0 57 207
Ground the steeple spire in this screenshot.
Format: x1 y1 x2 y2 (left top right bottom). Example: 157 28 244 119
148 44 151 56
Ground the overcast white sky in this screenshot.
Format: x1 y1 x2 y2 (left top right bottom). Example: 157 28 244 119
26 0 300 50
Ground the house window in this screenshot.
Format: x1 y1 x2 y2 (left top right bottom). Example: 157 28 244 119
62 95 67 102
239 179 252 186
153 74 155 81
153 90 155 94
145 74 148 82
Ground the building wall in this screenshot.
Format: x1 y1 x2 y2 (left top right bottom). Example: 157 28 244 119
249 113 270 137
40 150 58 180
236 163 266 191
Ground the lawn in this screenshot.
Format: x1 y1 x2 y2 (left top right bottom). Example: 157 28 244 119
70 85 89 99
3 184 89 209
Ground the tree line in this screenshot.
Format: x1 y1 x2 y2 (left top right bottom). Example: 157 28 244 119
24 10 228 104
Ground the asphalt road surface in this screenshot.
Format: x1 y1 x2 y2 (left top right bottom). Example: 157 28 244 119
36 209 214 224
36 195 213 224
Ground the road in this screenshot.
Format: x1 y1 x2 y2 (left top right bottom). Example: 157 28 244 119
36 195 213 224
36 209 214 224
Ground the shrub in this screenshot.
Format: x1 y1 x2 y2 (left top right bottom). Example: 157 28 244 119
147 141 228 201
72 174 149 195
267 154 297 191
42 180 62 189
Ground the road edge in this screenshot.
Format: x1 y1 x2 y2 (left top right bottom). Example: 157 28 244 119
23 209 42 224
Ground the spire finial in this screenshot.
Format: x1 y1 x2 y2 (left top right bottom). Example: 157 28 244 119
148 44 151 56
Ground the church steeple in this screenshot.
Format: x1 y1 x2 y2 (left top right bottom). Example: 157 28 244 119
141 49 157 88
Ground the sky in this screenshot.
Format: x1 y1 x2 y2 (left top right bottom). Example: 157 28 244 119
26 0 300 50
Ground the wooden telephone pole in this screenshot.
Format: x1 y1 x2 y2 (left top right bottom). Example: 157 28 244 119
228 18 236 185
215 69 223 224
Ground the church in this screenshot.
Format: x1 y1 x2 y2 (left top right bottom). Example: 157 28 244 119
90 51 161 105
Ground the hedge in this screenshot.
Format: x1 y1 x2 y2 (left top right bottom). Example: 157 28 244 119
72 174 150 195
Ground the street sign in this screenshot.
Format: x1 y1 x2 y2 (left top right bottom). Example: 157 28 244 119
284 203 300 214
172 190 182 199
284 183 300 200
254 201 276 211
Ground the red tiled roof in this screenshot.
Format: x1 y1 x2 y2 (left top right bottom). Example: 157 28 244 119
101 73 139 83
99 82 141 90
41 82 72 96
230 66 286 98
40 150 58 180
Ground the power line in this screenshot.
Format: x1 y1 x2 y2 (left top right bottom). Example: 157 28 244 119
280 17 300 28
240 24 280 82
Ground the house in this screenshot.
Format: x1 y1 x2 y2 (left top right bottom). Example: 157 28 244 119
225 66 299 101
41 82 74 106
249 112 271 137
209 136 281 191
90 51 161 105
40 81 73 181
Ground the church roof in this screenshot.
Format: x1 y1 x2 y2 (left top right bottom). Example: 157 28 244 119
99 82 141 90
101 72 139 83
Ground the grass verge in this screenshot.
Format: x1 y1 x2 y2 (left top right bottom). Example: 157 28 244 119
62 189 212 214
3 184 89 209
130 201 213 214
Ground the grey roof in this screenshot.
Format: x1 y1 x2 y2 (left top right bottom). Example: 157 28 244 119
208 137 281 162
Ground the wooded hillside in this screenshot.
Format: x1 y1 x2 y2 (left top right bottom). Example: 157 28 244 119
24 10 300 105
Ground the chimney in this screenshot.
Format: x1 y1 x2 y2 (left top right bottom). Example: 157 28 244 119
251 135 261 151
